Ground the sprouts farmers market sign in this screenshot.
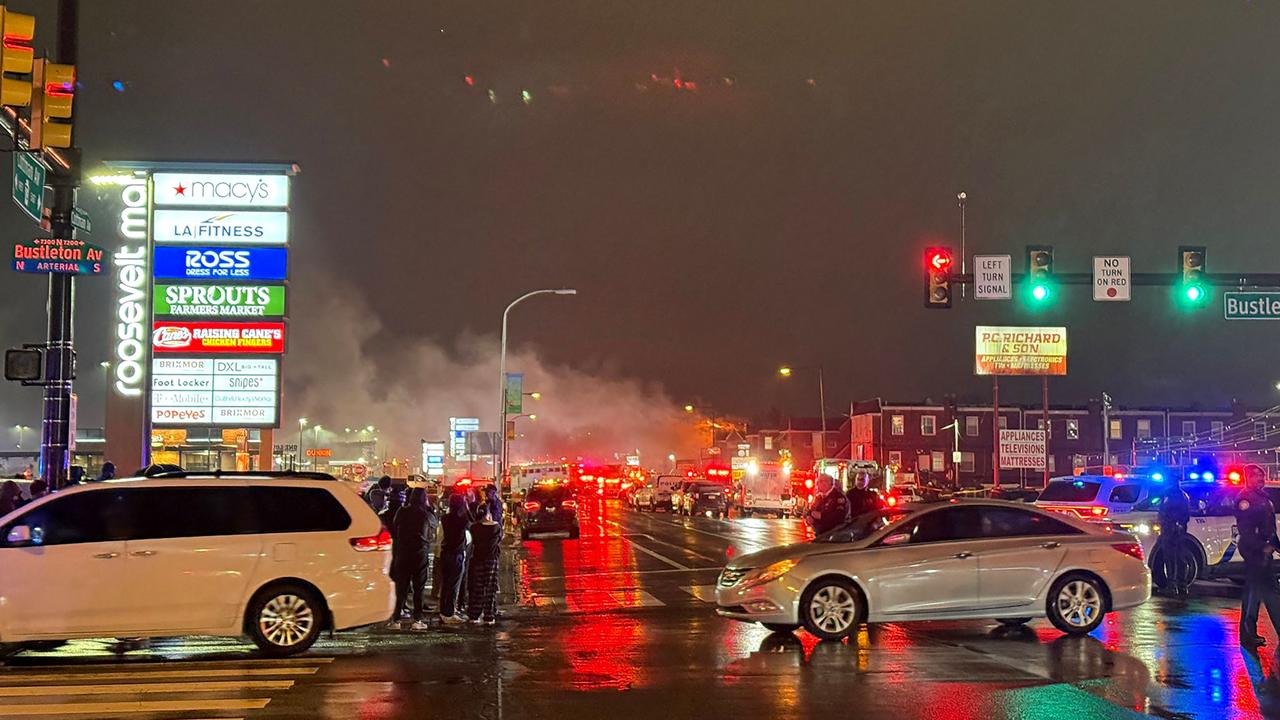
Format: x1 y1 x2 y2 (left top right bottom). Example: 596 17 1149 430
152 321 285 354
154 284 285 318
975 326 1068 376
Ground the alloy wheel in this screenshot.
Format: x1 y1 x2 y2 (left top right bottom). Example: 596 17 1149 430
259 593 315 648
808 585 858 635
1055 580 1101 628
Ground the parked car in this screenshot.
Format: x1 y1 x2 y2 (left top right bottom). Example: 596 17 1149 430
0 471 394 656
517 482 580 540
678 481 731 518
716 499 1150 639
633 475 683 512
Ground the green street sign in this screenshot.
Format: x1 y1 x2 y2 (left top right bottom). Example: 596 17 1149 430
1224 291 1280 320
11 154 44 223
70 207 92 233
154 284 286 318
504 372 524 415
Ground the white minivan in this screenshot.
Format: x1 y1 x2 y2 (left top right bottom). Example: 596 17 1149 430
0 472 394 656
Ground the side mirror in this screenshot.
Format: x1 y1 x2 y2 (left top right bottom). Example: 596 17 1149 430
6 525 33 545
881 532 911 546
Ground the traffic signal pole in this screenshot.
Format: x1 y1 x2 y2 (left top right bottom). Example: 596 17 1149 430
38 0 78 490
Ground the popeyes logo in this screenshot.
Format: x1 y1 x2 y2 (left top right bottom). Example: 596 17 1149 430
153 326 193 349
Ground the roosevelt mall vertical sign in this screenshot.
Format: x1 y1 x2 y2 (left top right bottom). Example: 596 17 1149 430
102 162 298 470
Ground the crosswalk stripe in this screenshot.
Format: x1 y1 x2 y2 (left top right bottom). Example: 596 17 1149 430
0 667 319 683
0 698 270 716
0 679 294 697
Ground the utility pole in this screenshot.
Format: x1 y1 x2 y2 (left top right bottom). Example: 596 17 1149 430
37 0 79 490
957 191 967 299
1101 392 1113 469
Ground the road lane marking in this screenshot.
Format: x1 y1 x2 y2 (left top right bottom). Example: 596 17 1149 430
0 679 294 696
0 698 270 716
621 531 722 564
0 667 320 683
623 537 691 570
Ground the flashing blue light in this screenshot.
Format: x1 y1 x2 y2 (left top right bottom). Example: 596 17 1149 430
1151 472 1164 481
1072 480 1085 488
111 80 126 92
1203 472 1215 482
1189 472 1200 480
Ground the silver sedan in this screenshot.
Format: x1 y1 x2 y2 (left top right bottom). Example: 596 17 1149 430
716 499 1151 639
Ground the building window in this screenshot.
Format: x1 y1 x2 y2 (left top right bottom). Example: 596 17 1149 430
1256 421 1269 439
998 416 1008 430
916 453 930 471
888 451 902 467
922 415 936 436
965 416 979 437
960 452 975 473
1211 421 1224 441
1066 419 1079 440
1109 419 1123 440
891 415 904 436
931 451 944 471
1048 455 1057 473
1136 419 1151 440
1181 421 1196 438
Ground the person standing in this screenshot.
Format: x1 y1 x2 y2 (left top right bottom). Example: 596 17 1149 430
1155 479 1192 595
389 488 439 630
20 479 47 506
467 502 503 625
95 462 116 483
438 493 472 625
806 474 850 535
1235 465 1280 648
845 474 883 518
0 481 23 516
365 475 392 515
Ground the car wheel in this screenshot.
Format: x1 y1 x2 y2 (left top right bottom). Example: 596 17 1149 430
800 578 863 640
248 584 323 657
761 622 799 634
1046 573 1106 635
997 617 1032 626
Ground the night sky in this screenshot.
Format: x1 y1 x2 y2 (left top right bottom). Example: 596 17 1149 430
2 1 1280 443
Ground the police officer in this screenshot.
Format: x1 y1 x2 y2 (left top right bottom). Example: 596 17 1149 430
1155 478 1191 595
806 473 850 535
1234 465 1280 648
845 472 883 518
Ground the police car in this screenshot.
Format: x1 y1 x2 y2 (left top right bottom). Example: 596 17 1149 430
1035 470 1272 588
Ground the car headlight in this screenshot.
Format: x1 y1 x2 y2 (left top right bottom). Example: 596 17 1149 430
738 559 798 589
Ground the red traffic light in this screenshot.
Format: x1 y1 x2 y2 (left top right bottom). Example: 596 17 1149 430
927 249 953 271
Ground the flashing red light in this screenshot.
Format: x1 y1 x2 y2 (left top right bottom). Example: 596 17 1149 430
1111 542 1144 561
349 528 393 552
886 495 898 507
1227 468 1243 484
1102 466 1114 477
561 500 578 509
804 479 814 489
523 501 542 513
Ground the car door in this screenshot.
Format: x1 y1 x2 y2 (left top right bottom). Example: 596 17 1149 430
0 488 133 638
118 484 263 634
971 506 1075 609
866 506 982 616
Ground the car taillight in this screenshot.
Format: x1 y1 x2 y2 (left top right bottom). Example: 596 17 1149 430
1112 542 1144 561
1089 506 1109 518
350 528 392 552
561 500 577 509
886 495 898 507
524 501 541 512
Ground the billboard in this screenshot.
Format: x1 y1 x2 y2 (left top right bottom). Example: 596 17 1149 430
975 326 1067 376
999 429 1047 470
151 357 279 427
152 321 286 354
153 209 289 245
154 284 285 318
423 441 446 477
153 246 288 281
153 173 290 208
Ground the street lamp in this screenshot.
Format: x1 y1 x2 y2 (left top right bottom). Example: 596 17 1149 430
498 289 577 486
684 404 695 414
525 392 542 400
13 424 28 450
297 417 308 470
778 364 827 441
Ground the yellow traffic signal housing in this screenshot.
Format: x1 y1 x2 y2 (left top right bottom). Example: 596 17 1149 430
0 8 34 107
30 59 74 149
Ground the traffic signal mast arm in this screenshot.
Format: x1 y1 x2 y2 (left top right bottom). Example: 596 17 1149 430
949 272 1280 289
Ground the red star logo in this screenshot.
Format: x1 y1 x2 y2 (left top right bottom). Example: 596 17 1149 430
174 184 186 196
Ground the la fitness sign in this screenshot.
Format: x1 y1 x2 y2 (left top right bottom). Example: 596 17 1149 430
113 178 150 398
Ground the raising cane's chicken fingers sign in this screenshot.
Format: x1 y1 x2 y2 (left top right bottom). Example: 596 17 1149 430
152 321 285 354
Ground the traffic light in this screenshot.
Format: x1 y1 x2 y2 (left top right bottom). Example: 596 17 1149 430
924 246 953 309
30 59 74 149
1177 245 1207 307
1026 245 1054 303
0 8 34 108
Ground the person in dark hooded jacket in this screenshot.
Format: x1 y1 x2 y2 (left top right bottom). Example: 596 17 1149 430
388 488 439 629
437 493 472 624
466 500 503 625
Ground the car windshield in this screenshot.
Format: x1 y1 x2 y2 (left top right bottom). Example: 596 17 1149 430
815 508 910 543
1039 480 1101 502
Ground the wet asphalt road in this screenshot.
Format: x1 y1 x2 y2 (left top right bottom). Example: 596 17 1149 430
5 498 1280 719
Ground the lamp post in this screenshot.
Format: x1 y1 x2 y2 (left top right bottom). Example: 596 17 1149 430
779 364 827 443
14 424 28 450
297 417 308 471
498 289 576 487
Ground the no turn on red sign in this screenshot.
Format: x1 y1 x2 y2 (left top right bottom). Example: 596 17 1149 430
1093 256 1130 301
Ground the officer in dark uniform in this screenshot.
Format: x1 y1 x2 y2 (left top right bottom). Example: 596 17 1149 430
845 473 884 518
1155 478 1192 595
1234 465 1280 648
806 473 850 536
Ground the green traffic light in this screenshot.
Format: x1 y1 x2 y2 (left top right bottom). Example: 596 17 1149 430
1185 285 1203 302
1031 284 1049 302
